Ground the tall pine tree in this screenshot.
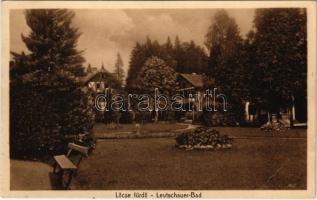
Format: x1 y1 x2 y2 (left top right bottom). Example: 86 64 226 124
114 53 125 86
22 9 85 77
10 9 95 158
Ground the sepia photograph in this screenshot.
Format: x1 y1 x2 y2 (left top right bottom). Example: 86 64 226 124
1 1 316 198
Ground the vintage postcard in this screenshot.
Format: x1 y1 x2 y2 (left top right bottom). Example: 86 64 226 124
1 1 316 198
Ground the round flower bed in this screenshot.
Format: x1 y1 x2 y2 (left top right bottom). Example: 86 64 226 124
175 127 233 150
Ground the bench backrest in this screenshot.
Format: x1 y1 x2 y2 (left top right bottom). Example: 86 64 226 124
66 143 89 157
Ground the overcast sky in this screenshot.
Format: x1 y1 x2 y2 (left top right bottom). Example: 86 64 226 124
10 9 255 75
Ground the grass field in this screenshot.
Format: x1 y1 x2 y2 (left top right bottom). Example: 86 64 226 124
72 128 306 190
210 127 307 138
93 122 188 134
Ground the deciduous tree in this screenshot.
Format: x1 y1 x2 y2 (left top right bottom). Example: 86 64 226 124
205 10 247 124
249 8 307 123
135 56 177 121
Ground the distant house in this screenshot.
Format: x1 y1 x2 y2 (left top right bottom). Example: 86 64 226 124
176 73 210 121
177 73 205 99
176 73 210 106
81 64 120 94
81 64 121 122
177 73 307 127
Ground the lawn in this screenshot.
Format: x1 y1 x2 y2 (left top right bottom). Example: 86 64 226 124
71 128 306 190
11 160 52 190
93 122 188 134
210 127 307 138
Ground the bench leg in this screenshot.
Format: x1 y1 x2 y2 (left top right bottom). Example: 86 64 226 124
73 157 83 177
53 169 63 189
53 162 58 173
59 170 75 190
64 170 75 190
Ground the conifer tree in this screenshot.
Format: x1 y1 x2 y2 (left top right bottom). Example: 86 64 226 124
10 9 94 158
22 9 85 77
126 35 208 92
114 53 125 86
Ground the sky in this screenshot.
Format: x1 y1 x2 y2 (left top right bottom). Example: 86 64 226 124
10 9 255 76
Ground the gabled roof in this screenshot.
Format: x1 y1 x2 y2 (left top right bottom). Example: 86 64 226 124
81 68 109 85
179 73 205 88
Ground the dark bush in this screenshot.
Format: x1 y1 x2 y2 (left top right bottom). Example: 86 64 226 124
10 73 95 159
134 111 153 123
201 111 237 126
174 110 186 122
120 111 135 123
193 111 203 124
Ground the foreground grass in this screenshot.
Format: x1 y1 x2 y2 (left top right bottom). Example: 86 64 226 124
11 160 52 190
72 129 306 190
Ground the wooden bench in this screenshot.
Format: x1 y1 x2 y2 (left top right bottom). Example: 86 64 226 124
53 143 89 189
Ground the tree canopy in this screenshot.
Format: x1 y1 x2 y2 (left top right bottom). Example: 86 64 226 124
136 56 177 96
248 8 307 114
126 36 208 92
205 10 248 123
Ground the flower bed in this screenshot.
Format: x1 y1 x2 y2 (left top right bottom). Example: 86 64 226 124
260 122 288 132
175 127 232 150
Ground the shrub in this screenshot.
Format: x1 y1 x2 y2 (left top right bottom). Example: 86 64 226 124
193 111 203 124
174 110 186 122
260 121 288 132
134 111 153 123
120 111 135 123
201 111 237 126
10 74 95 159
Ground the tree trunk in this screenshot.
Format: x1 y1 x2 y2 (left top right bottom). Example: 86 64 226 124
155 110 159 122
